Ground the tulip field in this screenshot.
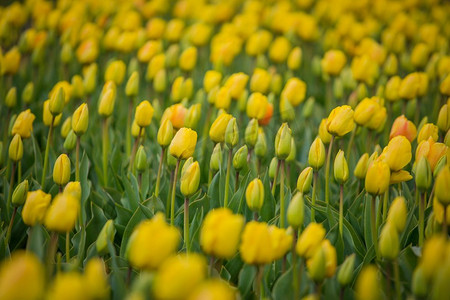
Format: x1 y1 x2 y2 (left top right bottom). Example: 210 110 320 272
2 0 450 299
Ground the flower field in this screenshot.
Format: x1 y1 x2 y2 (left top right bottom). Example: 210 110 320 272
1 0 450 299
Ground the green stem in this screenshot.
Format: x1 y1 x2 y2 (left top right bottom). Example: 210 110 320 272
280 160 286 228
184 197 190 252
311 171 318 222
41 117 55 188
155 147 165 198
257 265 265 300
46 231 59 279
224 147 232 207
325 136 335 205
419 192 425 247
371 195 378 259
383 189 389 223
66 231 70 262
126 97 133 157
102 118 109 186
346 126 357 159
18 161 21 184
393 260 401 300
75 136 80 181
129 127 142 174
170 159 181 225
292 231 299 300
339 184 344 237
271 159 280 196
6 162 16 218
5 207 17 247
166 169 174 219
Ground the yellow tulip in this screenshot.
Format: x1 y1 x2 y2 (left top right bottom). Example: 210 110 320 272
187 279 235 300
379 136 412 171
399 73 420 100
417 123 439 143
64 181 82 200
203 70 222 93
43 100 62 127
288 47 302 70
321 50 347 76
281 78 307 107
179 46 197 72
379 222 399 260
246 178 264 212
385 76 402 102
390 115 417 142
326 105 355 137
246 92 268 120
415 137 448 172
240 221 273 265
180 161 200 197
157 119 174 147
98 87 116 117
435 166 450 206
365 160 390 195
125 71 139 97
319 118 332 144
9 134 23 162
268 225 293 260
224 72 249 99
355 265 381 300
72 103 89 135
53 154 71 186
104 60 126 85
135 100 154 128
387 197 407 233
296 223 326 259
308 137 326 170
269 36 291 64
209 113 233 143
354 153 369 179
250 68 271 94
46 272 85 300
11 109 35 139
22 190 51 226
84 258 110 300
44 192 80 232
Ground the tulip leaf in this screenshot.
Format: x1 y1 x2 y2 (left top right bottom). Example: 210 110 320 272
238 264 257 298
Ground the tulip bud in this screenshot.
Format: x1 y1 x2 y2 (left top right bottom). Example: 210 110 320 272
105 60 126 85
355 265 381 300
135 146 147 173
412 266 427 297
135 100 154 128
365 160 390 195
271 73 283 95
210 113 233 143
179 46 197 72
245 118 259 148
319 119 332 144
250 68 271 94
418 123 439 143
72 103 89 135
379 222 399 260
44 192 80 232
286 138 296 163
22 82 34 104
225 117 239 148
435 166 450 206
307 246 326 282
233 145 248 171
5 87 17 108
53 154 71 186
334 150 349 184
48 87 65 116
384 53 398 76
181 157 194 178
268 157 278 179
98 88 116 117
437 102 449 132
385 197 406 234
157 119 174 147
184 104 201 130
64 130 77 151
125 71 139 97
275 123 292 160
302 97 315 119
83 63 97 95
247 92 268 120
337 254 356 287
287 192 304 229
354 153 369 179
12 180 29 207
321 49 347 76
296 223 326 258
203 70 222 93
415 157 432 190
308 137 326 170
246 178 264 211
43 100 62 127
71 75 85 99
180 161 200 197
281 78 307 107
9 134 23 162
326 105 355 137
210 143 222 171
297 167 313 194
61 43 73 64
288 47 302 70
96 220 116 255
169 127 197 160
153 69 167 93
255 129 267 158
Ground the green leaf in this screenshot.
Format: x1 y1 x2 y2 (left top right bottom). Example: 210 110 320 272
238 264 257 298
120 207 144 257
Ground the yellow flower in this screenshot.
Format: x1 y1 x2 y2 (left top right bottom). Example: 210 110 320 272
385 76 402 102
433 197 450 225
224 72 249 99
180 161 200 197
390 115 417 142
288 47 302 70
12 109 35 139
281 78 307 107
64 181 81 200
275 123 292 160
319 119 332 144
1 47 21 75
46 272 85 300
214 86 232 111
53 154 71 186
417 123 439 143
84 258 110 300
419 236 447 280
49 81 72 104
22 190 51 226
146 18 166 39
246 178 264 212
437 101 449 132
98 86 116 117
415 137 448 172
354 97 381 126
76 38 99 64
146 54 165 80
296 223 326 259
399 73 420 100
171 77 193 102
321 50 347 76
127 213 180 270
365 160 390 195
326 105 355 137
179 46 197 72
72 103 89 135
188 23 212 46
334 150 349 184
5 87 17 108
297 167 313 194
355 265 381 300
9 134 23 162
44 192 80 232
250 68 271 94
209 113 233 143
157 119 174 147
379 222 399 260
161 104 187 130
246 30 272 56
387 197 407 233
165 19 185 42
411 43 430 69
379 136 412 171
0 251 45 300
187 279 235 300
135 100 154 128
308 137 326 170
43 100 62 127
435 166 450 206
268 225 293 260
125 71 140 97
200 208 244 259
203 70 222 93
104 60 126 85
137 40 162 63
389 170 412 184
269 36 291 64
246 92 268 120
240 221 273 265
351 55 379 86
153 254 206 300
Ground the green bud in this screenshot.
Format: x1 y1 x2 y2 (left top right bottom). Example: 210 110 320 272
412 266 427 297
154 69 167 93
308 137 326 170
341 67 357 90
379 222 399 260
225 117 239 148
255 129 267 158
308 246 326 282
180 161 200 197
337 254 356 287
64 130 77 151
297 167 313 194
354 153 369 179
5 87 17 108
135 145 147 173
96 220 116 255
166 44 180 68
333 150 349 184
271 74 282 95
9 134 23 162
12 180 29 206
333 78 344 100
60 42 73 64
406 98 416 120
22 82 34 104
238 89 248 112
387 197 407 233
433 155 447 178
280 96 295 122
415 157 432 190
210 143 222 171
181 157 194 177
275 123 292 160
302 97 315 119
49 87 65 115
233 145 248 171
357 83 368 101
287 192 304 229
184 103 201 129
311 55 322 76
128 58 139 77
269 157 278 179
286 137 296 163
245 118 259 148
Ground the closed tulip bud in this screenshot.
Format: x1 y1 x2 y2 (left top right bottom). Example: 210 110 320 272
5 87 17 108
84 258 109 300
390 115 417 142
307 246 326 282
203 70 222 93
379 222 399 260
135 146 147 173
64 130 77 151
98 88 116 117
300 97 314 119
247 92 268 120
169 127 197 160
157 119 174 147
412 267 427 297
83 63 97 95
279 96 295 122
22 190 51 226
415 157 432 190
327 105 355 137
72 103 89 135
316 120 331 145
387 197 407 233
354 153 369 179
9 134 23 162
435 166 450 206
60 42 73 63
245 118 259 148
209 113 232 143
240 221 273 264
399 73 420 99
125 71 139 97
21 82 34 104
44 192 80 232
275 123 292 160
308 137 326 170
200 208 244 259
269 36 291 64
411 43 430 68
135 100 154 128
225 117 239 148
286 137 296 162
71 75 85 99
354 97 380 126
365 160 390 195
2 47 21 75
179 46 197 72
355 265 381 300
334 150 349 184
437 103 449 132
210 143 222 171
11 109 35 139
147 54 166 80
321 50 347 76
12 180 29 207
181 157 194 177
384 53 398 76
250 68 271 93
180 161 200 197
271 73 283 95
185 104 201 129
281 78 307 107
153 69 167 93
255 128 267 158
105 60 126 85
296 223 326 258
379 136 412 171
418 123 439 143
288 47 302 70
233 145 248 171
43 100 62 127
333 78 344 100
297 167 313 194
385 76 402 102
96 220 116 255
246 178 264 212
337 254 356 287
53 154 71 186
287 193 304 229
